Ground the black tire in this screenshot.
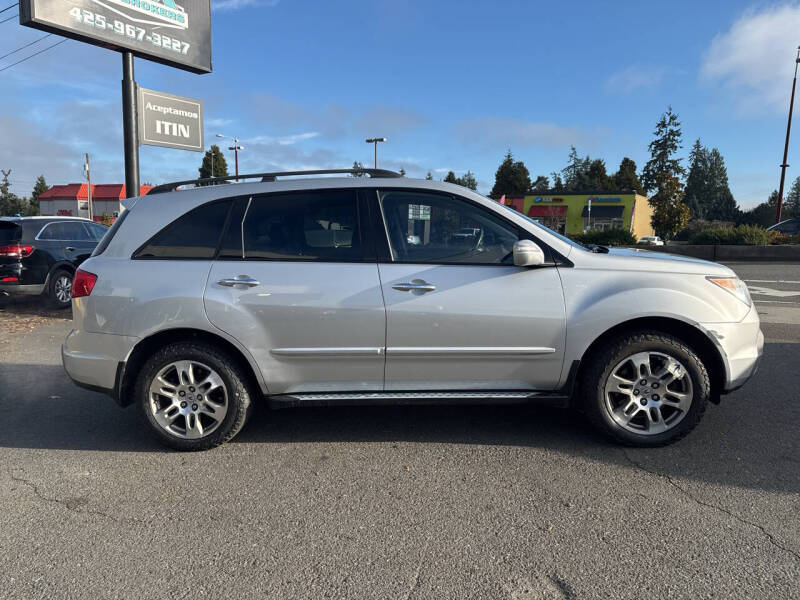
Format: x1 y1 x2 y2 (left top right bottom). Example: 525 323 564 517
581 331 710 446
135 342 254 451
47 268 73 309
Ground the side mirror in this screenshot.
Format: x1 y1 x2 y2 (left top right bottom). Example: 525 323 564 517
513 239 545 267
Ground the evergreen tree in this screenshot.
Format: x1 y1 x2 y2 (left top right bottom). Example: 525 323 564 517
612 157 644 194
784 176 800 218
0 170 27 216
490 151 531 197
586 159 616 191
561 146 591 190
198 145 229 180
459 170 478 191
531 175 550 191
425 171 433 180
443 171 458 184
550 172 564 191
28 175 48 216
641 107 685 194
740 190 779 227
650 174 690 239
684 140 709 219
704 148 738 221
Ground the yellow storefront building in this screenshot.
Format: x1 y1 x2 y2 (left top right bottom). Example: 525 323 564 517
506 192 655 239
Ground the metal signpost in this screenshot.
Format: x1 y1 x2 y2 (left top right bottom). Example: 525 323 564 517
19 0 212 197
138 87 204 152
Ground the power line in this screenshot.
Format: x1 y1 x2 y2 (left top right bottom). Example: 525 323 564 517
0 3 18 14
0 38 66 73
0 33 51 60
0 12 17 23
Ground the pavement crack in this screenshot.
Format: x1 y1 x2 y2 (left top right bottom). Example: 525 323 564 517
7 468 122 523
621 450 800 562
401 537 429 600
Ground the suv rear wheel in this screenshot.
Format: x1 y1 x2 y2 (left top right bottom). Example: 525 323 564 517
581 331 710 446
136 342 254 451
48 269 73 309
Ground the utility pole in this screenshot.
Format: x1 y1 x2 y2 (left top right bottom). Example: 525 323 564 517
365 137 387 168
121 52 140 199
84 153 93 221
777 47 800 224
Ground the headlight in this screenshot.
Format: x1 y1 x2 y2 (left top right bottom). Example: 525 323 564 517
707 276 752 307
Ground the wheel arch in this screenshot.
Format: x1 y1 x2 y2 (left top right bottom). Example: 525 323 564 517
574 316 727 404
118 328 265 407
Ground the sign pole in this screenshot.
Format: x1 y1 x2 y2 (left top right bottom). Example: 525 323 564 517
122 51 140 199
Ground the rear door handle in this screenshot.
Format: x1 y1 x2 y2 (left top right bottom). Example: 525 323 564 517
392 281 436 293
217 276 260 288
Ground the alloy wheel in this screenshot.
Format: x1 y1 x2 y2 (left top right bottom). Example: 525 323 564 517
148 360 229 439
54 275 72 304
603 351 693 435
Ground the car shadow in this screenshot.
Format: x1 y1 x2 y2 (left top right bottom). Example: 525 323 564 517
0 343 797 495
0 293 71 319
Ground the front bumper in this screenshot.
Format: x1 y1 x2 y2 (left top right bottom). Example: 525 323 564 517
62 328 139 403
701 304 764 393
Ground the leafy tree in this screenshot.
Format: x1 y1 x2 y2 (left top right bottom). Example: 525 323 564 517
531 175 550 191
490 151 531 197
612 157 644 195
684 140 709 218
27 175 48 216
650 174 690 239
351 161 366 177
0 170 27 216
425 171 433 180
704 148 738 221
198 145 229 180
641 107 685 194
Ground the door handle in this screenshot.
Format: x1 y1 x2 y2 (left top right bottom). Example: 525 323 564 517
65 246 76 252
392 281 436 293
217 276 260 288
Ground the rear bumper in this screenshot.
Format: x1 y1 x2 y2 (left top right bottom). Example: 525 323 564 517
0 283 45 295
701 305 764 393
62 328 139 404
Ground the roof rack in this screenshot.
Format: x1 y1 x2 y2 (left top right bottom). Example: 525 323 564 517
147 168 402 195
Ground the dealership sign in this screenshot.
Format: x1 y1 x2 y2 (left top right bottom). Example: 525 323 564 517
19 0 211 73
138 87 203 151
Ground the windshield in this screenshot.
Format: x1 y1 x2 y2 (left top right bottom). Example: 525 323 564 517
500 205 588 252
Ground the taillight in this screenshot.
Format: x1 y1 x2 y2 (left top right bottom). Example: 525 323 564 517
72 269 98 298
0 244 34 258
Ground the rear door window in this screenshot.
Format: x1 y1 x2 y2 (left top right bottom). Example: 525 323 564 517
38 221 91 241
134 200 233 259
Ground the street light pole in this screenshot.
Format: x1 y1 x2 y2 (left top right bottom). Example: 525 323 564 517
217 133 244 181
365 137 387 169
777 47 800 224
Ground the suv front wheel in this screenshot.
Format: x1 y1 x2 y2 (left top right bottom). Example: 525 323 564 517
582 331 710 446
136 342 254 451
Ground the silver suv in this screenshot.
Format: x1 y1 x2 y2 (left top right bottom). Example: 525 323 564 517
62 169 763 450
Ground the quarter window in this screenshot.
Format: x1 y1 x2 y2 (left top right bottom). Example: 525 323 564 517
236 191 362 261
379 191 519 264
134 200 232 259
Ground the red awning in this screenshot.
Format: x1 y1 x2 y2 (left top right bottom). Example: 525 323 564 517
528 205 567 217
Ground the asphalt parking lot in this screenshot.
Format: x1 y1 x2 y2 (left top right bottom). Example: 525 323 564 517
0 263 798 600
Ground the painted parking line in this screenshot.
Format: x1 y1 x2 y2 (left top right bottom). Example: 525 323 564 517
747 286 800 298
744 279 800 284
754 300 800 304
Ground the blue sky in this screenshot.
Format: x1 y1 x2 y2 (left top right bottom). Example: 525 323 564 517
2 0 800 207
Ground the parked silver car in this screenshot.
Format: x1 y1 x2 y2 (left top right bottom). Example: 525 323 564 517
63 169 763 450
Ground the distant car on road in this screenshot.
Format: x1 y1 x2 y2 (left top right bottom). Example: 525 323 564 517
767 218 800 236
62 169 762 451
639 235 664 246
0 216 108 308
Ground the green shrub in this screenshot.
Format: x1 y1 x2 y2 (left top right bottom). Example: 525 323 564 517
688 224 772 245
572 228 638 247
674 220 734 241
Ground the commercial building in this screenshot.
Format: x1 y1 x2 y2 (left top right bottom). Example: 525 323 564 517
504 191 655 239
38 183 152 221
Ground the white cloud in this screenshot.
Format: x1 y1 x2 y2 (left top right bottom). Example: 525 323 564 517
246 132 320 145
701 4 800 113
205 118 234 128
605 65 668 93
453 118 590 149
212 0 278 12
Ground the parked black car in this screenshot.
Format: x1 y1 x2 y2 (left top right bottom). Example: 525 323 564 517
0 217 108 308
767 218 800 236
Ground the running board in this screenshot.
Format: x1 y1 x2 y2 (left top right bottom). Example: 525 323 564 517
265 390 569 409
